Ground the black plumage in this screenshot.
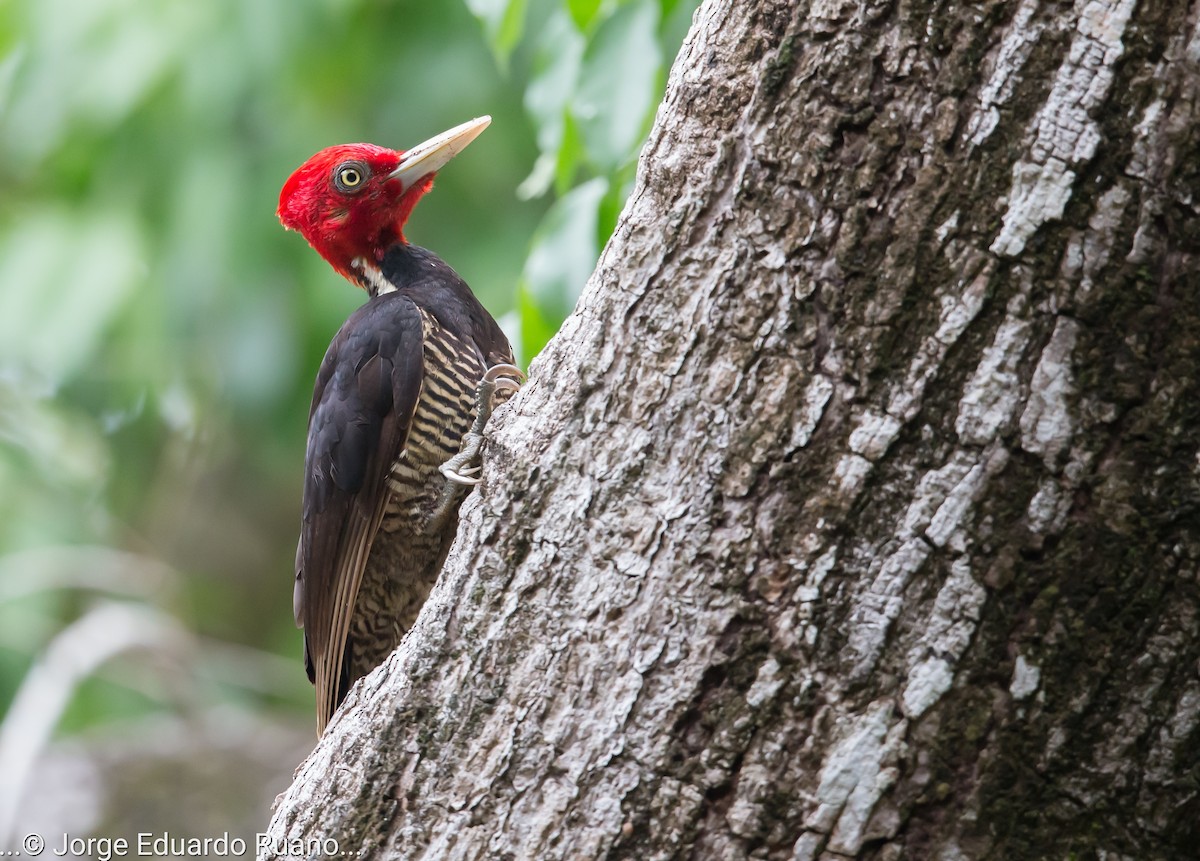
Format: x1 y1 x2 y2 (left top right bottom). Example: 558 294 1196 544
295 243 512 731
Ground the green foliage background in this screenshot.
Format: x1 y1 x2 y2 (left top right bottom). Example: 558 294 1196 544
0 0 698 817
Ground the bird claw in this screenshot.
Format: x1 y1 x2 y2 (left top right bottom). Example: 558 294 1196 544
440 467 481 486
478 363 524 404
436 364 524 493
483 363 526 384
440 447 483 486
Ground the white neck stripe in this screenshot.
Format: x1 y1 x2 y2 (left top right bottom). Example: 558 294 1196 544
351 257 398 295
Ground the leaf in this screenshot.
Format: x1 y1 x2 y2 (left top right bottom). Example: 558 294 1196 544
567 0 604 31
516 284 559 365
517 151 556 200
658 0 685 21
0 48 23 120
596 168 635 246
464 0 528 67
571 0 661 173
517 178 608 359
0 209 143 385
524 10 585 155
553 111 585 196
661 0 700 51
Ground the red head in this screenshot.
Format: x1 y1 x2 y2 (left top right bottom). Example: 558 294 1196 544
278 116 490 284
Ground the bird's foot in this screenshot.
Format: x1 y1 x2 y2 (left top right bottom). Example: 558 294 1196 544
438 363 525 488
439 439 483 486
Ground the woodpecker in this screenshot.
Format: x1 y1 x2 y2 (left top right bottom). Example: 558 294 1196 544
278 116 520 733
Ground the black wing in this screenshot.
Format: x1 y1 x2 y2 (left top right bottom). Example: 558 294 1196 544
294 294 424 732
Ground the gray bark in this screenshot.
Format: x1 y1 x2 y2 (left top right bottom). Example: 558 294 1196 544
264 1 1200 859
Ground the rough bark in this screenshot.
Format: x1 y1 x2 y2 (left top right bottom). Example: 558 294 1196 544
264 1 1200 859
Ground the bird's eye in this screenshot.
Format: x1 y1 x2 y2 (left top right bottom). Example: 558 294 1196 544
333 162 369 193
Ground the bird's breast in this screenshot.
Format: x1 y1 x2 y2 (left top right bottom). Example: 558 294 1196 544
380 307 485 532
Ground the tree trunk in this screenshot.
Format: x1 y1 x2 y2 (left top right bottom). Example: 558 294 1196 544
263 1 1200 858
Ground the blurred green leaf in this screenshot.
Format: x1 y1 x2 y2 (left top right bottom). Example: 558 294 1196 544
490 0 699 362
0 209 144 385
517 177 607 359
464 0 529 67
554 111 585 196
0 48 21 119
661 0 698 46
523 10 585 180
597 170 636 247
567 0 604 30
516 286 559 366
572 1 660 172
659 0 686 20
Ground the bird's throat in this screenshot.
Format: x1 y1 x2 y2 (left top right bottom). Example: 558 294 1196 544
352 257 400 297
